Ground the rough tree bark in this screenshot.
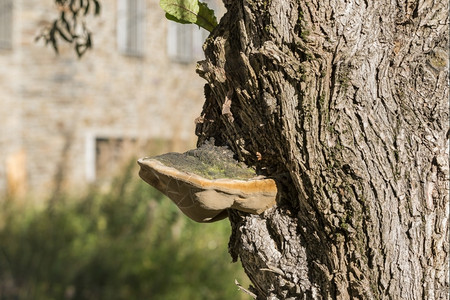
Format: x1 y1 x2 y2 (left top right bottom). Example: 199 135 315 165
195 0 448 299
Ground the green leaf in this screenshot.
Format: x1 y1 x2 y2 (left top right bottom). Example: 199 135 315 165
165 12 192 25
160 0 217 32
196 1 217 31
160 0 199 23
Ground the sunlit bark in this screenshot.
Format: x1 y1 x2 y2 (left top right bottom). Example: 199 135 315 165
196 0 449 298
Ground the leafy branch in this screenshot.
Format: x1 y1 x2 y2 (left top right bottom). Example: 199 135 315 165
36 0 101 58
160 0 218 32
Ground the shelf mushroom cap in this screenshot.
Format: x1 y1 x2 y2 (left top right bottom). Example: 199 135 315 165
137 148 278 223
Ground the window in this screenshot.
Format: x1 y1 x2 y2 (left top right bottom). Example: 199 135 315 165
0 0 13 49
167 23 208 63
95 137 137 180
85 134 138 182
117 0 146 57
85 132 172 183
167 0 218 63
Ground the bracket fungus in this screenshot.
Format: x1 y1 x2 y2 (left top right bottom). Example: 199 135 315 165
137 144 278 223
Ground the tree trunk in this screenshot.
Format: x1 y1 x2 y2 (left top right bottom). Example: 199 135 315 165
195 0 448 299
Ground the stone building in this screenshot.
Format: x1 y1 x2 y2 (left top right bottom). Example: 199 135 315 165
0 0 221 197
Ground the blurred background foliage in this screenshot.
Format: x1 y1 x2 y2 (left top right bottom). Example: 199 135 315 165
0 162 250 300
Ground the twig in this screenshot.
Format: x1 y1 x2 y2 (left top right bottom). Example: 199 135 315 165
234 279 257 299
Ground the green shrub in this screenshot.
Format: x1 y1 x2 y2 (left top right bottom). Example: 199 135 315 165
0 164 250 300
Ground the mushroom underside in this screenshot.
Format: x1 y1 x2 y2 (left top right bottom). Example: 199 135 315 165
138 158 277 223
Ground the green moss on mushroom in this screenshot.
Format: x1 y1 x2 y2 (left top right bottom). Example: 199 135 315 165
152 142 256 180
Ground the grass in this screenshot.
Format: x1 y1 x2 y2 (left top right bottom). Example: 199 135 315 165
0 163 250 300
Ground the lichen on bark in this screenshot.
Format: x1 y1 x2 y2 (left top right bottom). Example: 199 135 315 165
152 140 256 180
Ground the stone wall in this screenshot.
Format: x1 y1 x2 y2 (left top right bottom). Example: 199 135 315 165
0 0 220 197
